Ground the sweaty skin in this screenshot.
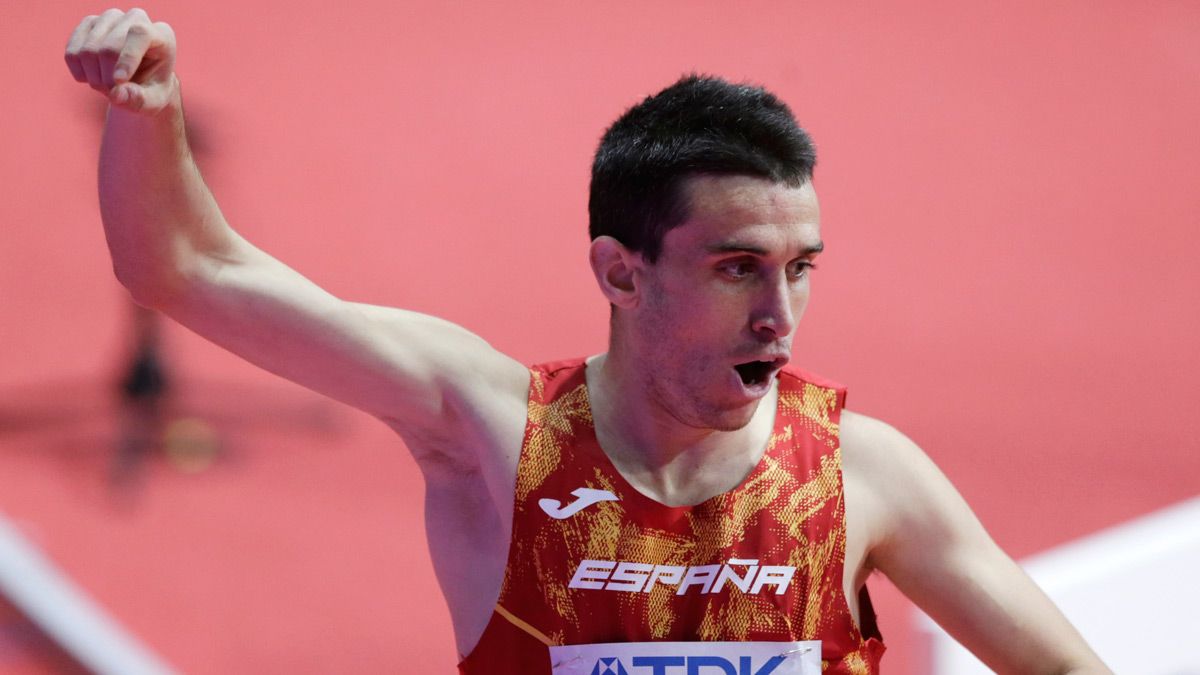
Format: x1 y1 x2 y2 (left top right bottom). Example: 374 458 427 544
65 10 1112 673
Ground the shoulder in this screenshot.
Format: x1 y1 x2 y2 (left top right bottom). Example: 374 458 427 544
840 409 917 465
839 409 977 566
840 409 941 491
840 409 958 505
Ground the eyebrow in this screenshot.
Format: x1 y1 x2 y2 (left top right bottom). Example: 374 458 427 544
705 240 825 256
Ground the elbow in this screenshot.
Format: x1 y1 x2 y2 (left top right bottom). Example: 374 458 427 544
112 261 185 311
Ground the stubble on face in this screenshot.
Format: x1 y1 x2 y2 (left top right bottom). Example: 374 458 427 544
632 273 760 432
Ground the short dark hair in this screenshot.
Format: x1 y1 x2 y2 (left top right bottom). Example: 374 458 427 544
588 74 817 263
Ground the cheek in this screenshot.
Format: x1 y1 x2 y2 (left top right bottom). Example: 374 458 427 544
649 277 720 322
677 292 747 338
790 279 812 316
794 291 810 318
642 275 750 345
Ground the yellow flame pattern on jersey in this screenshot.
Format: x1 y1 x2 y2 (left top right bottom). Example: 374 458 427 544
492 365 882 675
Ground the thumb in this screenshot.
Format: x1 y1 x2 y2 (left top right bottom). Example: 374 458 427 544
108 79 174 114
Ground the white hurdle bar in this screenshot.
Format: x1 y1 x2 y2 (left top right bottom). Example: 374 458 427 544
0 511 177 675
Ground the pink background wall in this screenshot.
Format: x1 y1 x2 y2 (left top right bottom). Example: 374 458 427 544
2 2 1198 673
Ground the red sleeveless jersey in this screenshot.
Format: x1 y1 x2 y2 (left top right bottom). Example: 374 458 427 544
459 359 885 674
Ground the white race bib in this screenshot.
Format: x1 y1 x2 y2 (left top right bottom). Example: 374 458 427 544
548 640 821 675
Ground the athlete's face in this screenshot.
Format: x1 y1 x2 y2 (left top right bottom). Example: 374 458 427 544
630 175 823 431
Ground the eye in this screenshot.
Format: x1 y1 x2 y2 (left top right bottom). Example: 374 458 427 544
719 260 756 279
787 260 816 279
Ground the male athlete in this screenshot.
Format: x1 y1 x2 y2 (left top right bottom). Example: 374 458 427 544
65 9 1110 674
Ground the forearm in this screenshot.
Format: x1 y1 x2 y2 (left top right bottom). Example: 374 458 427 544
98 75 234 308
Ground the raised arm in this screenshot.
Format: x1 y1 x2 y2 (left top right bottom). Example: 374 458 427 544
63 10 529 465
840 410 1111 675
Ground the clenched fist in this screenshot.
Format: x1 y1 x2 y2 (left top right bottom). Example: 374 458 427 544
64 8 177 114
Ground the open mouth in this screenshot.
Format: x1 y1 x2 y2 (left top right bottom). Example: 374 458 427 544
733 360 778 387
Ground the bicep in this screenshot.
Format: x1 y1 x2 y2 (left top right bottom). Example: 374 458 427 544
844 413 1106 673
162 235 529 445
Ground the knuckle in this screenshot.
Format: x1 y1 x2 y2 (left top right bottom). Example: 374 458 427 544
68 19 95 47
97 42 122 59
128 7 148 18
126 23 149 37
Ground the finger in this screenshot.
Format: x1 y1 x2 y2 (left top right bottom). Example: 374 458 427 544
80 9 125 91
79 48 102 90
112 21 153 85
106 9 153 85
153 21 175 44
64 15 99 82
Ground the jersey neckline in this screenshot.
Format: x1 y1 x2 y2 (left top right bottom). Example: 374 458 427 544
568 359 791 515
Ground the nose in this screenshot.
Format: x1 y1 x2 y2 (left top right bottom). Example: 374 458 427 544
750 275 799 339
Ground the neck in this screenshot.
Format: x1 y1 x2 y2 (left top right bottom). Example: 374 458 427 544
585 350 778 506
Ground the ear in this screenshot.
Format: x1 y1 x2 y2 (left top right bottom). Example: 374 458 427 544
589 236 642 309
